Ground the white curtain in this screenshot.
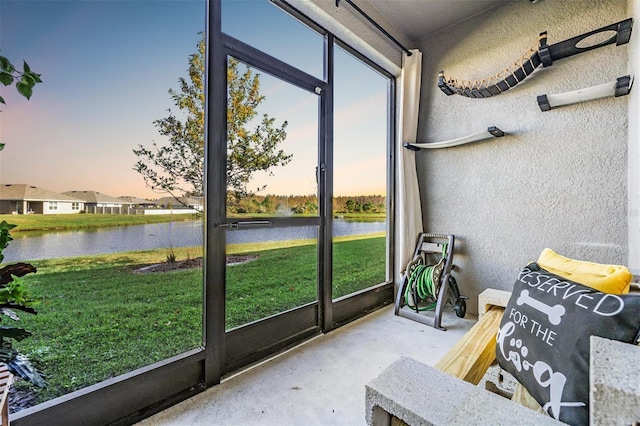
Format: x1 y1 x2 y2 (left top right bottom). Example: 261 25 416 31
395 49 423 283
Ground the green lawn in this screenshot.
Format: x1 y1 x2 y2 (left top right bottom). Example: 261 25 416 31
12 236 385 406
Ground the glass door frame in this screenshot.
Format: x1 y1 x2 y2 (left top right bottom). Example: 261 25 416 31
206 2 396 384
205 13 331 384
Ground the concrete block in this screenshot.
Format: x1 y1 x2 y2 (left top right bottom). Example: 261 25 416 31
481 361 518 398
477 289 511 318
590 336 640 425
365 357 561 425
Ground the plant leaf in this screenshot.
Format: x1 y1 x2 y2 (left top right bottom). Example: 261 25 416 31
0 348 18 363
0 326 32 341
5 353 46 387
0 262 37 285
23 61 31 74
0 56 13 73
0 303 37 315
0 221 17 231
0 72 13 86
22 73 37 88
0 143 4 150
16 81 32 99
28 72 43 83
0 96 4 105
0 308 19 321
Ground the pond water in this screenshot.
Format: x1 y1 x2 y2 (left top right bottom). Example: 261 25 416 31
3 219 386 262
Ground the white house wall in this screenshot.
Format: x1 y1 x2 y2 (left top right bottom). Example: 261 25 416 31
43 201 83 214
415 0 631 314
97 203 123 208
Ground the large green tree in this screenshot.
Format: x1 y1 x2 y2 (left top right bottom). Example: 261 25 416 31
134 34 291 201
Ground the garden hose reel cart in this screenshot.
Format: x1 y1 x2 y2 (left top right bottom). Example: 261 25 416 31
394 233 467 330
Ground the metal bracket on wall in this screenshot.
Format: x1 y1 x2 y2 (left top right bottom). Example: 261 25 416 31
438 18 633 98
404 126 505 151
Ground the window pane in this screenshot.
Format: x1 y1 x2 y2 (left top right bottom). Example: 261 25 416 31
225 228 318 330
224 57 320 330
222 0 323 79
226 60 318 217
332 46 389 299
0 0 205 411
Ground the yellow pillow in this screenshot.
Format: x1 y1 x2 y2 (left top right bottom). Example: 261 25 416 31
537 248 631 294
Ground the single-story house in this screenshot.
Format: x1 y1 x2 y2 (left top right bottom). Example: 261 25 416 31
118 196 158 209
0 184 85 214
64 190 133 213
155 195 204 211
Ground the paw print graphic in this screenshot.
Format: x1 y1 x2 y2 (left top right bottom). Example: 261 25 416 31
497 322 531 373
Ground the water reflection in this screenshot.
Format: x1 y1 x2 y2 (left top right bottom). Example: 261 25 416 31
3 219 384 262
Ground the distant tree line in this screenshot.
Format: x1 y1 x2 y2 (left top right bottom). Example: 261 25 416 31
228 194 385 215
334 195 386 214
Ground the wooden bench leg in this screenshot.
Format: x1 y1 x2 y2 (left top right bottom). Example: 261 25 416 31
0 365 13 426
2 396 8 426
434 305 504 384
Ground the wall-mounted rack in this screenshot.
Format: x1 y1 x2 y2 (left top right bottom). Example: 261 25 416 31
404 127 505 151
438 18 633 98
537 75 633 111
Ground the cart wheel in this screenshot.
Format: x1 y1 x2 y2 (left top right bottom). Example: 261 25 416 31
454 299 466 318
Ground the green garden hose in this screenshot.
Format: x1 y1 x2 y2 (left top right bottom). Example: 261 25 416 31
404 244 447 311
405 264 437 311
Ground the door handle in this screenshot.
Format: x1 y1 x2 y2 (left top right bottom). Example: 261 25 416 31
316 163 325 184
216 220 271 229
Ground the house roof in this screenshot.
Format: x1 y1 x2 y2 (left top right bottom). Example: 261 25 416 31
64 190 129 204
0 184 83 202
118 196 157 205
156 196 204 207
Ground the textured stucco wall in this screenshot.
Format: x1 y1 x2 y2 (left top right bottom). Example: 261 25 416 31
415 0 631 314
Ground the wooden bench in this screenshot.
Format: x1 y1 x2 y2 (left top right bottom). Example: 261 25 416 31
0 365 13 426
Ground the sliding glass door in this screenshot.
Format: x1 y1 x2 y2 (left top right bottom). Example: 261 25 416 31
212 1 395 370
224 61 321 329
221 57 323 368
210 1 330 372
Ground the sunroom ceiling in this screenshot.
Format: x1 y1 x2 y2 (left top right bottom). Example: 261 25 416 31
366 0 508 42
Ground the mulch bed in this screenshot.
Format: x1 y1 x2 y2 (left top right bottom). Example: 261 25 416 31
133 255 257 274
9 386 38 414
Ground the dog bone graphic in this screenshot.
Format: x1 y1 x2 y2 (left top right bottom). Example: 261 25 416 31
516 290 565 325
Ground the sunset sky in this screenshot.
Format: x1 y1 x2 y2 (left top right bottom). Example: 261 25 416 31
0 0 388 199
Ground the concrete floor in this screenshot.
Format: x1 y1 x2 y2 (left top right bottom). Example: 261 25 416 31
138 305 475 426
